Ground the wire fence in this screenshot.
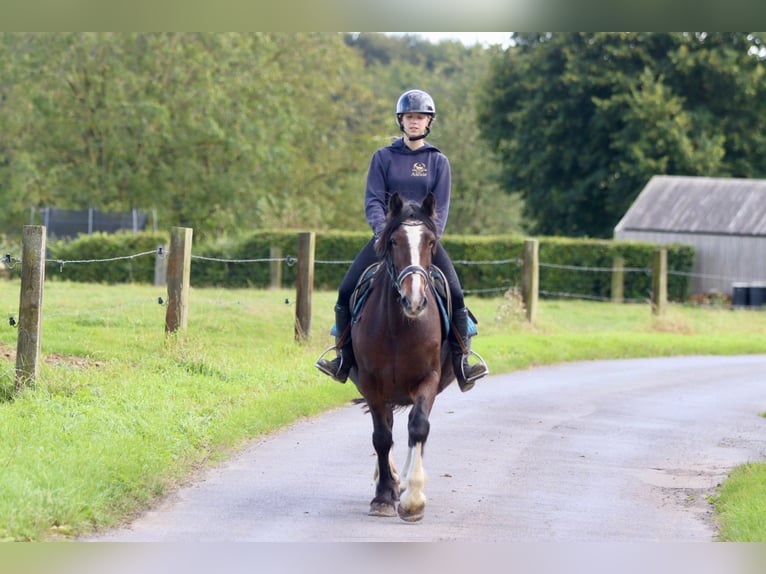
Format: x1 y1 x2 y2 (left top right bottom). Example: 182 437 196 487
5 222 766 397
7 230 766 391
3 246 764 305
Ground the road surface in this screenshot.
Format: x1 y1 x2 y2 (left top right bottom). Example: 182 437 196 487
89 355 766 542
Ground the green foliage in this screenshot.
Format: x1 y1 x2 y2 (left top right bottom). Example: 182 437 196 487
42 230 695 302
4 32 766 245
0 32 520 243
186 230 371 290
442 234 523 296
347 33 522 236
713 463 766 541
47 231 168 284
312 232 372 289
0 33 383 240
0 234 22 280
538 237 694 302
479 32 766 237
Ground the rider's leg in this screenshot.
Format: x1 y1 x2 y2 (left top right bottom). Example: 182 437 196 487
433 244 488 392
315 303 354 383
450 306 488 392
315 238 377 383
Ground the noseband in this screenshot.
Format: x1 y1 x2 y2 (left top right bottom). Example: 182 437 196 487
393 264 432 299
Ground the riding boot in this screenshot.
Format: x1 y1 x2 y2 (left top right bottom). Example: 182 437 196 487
450 306 488 392
315 303 355 383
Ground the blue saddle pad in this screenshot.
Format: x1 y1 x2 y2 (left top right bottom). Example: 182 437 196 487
331 308 477 337
330 263 477 339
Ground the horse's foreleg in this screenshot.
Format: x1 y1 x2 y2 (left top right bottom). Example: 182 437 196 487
398 396 431 522
373 451 399 486
398 443 427 522
368 405 399 517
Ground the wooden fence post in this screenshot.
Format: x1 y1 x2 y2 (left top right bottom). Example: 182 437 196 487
270 246 283 290
522 238 539 324
612 256 625 303
651 248 667 315
15 225 46 391
165 227 193 334
295 232 315 342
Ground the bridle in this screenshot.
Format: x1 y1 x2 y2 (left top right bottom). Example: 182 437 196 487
392 264 432 300
385 220 434 303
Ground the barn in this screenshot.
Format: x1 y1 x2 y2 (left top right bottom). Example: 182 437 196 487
614 175 766 297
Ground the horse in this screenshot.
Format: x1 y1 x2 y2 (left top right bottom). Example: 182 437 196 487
347 191 456 522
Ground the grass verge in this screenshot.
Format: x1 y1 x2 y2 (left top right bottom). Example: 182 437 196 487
712 461 766 541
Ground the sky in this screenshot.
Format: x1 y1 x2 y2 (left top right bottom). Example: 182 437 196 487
385 32 513 48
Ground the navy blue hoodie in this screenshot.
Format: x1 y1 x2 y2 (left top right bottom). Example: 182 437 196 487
364 138 451 238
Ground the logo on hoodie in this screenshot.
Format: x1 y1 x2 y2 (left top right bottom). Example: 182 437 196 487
411 162 428 177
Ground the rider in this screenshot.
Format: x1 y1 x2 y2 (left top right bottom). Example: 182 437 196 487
315 89 488 392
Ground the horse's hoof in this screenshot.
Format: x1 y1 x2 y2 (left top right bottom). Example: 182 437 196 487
397 504 425 522
368 502 397 517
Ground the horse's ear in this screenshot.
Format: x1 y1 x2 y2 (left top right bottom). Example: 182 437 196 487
422 192 436 217
389 192 404 216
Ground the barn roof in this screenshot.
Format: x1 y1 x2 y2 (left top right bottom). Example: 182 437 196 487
614 175 766 237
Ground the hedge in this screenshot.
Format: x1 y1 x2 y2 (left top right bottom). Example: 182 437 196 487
40 230 695 302
43 231 168 284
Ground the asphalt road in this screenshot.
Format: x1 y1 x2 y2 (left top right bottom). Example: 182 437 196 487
89 355 766 542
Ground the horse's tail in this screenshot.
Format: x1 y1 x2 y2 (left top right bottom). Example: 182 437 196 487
351 397 370 413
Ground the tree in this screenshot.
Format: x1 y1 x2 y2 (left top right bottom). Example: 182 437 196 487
348 33 524 235
0 33 384 239
479 32 766 237
0 33 524 240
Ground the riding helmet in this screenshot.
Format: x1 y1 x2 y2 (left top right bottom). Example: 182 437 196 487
396 89 436 117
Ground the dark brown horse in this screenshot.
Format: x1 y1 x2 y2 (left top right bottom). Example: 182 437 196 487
348 192 455 522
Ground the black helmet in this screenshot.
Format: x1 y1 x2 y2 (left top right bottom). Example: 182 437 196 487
396 89 436 116
396 89 436 140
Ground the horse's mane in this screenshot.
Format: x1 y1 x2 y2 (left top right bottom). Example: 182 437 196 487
375 195 439 257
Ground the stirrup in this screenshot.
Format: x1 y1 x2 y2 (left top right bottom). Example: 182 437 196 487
465 349 489 381
315 345 347 382
456 350 489 392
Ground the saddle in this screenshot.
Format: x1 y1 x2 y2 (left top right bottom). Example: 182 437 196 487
332 262 477 340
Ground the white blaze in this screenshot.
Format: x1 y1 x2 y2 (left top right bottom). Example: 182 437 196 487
404 223 425 309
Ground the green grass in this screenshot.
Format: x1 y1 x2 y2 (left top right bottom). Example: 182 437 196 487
479 292 766 372
0 280 765 541
712 462 766 541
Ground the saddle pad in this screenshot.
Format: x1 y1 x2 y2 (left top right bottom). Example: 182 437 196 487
331 262 476 338
330 262 380 337
429 266 477 337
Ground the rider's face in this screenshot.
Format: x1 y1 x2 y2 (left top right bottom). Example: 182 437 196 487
401 113 431 139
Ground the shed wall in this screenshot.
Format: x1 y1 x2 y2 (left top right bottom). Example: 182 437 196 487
615 231 766 295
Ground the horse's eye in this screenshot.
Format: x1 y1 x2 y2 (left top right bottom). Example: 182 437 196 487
390 239 397 247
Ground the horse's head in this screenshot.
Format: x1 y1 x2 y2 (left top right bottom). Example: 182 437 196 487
376 193 438 318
